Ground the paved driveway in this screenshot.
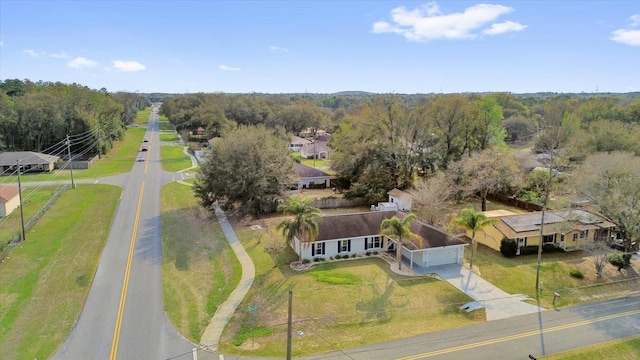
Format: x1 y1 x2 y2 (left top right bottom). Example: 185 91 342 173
415 264 543 321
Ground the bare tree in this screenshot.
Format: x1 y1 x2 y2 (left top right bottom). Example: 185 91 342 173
409 172 455 225
592 245 610 277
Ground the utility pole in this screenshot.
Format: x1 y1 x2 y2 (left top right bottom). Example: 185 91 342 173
16 160 26 242
66 134 76 189
286 290 292 360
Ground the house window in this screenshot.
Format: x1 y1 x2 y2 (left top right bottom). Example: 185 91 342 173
517 238 526 248
338 240 351 253
573 233 578 241
580 230 588 239
312 242 325 256
366 236 381 249
543 234 555 244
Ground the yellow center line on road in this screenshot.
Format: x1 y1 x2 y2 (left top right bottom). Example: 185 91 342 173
109 181 145 360
396 309 640 360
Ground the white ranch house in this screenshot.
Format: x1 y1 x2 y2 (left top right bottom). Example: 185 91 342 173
291 211 467 270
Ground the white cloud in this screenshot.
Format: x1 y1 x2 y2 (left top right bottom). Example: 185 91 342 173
68 57 98 68
24 49 44 57
0 41 3 46
372 2 525 41
49 52 70 59
269 45 290 53
219 64 240 71
483 20 527 35
113 60 146 72
611 29 640 46
611 15 640 46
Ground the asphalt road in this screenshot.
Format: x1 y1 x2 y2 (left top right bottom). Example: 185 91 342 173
53 109 197 360
299 295 640 360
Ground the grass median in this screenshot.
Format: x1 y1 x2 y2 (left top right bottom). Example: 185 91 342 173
161 181 241 342
0 184 121 360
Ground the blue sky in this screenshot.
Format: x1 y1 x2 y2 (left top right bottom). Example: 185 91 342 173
1 1 638 94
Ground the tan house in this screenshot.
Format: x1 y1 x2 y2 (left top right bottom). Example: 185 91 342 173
472 209 616 253
0 185 20 217
300 141 331 160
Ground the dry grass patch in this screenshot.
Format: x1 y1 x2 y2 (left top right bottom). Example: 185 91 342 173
161 182 241 342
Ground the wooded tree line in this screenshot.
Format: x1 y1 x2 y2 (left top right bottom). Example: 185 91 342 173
0 79 148 156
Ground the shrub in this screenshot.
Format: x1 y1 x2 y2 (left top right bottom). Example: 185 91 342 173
302 259 311 264
334 254 342 260
372 251 379 255
500 238 518 257
313 257 325 262
609 253 627 271
542 244 557 253
365 251 371 256
521 245 539 256
569 269 584 279
351 254 357 258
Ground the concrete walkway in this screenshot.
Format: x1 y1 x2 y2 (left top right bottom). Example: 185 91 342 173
199 206 256 351
424 264 543 321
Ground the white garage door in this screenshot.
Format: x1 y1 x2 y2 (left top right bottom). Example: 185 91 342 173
426 247 459 267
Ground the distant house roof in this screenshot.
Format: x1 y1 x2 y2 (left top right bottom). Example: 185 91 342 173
314 211 466 250
0 151 60 166
491 209 616 239
295 163 330 179
316 133 331 142
300 141 331 154
0 185 19 202
208 137 221 146
290 136 311 146
387 188 411 200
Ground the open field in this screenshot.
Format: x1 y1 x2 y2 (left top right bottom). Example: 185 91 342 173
160 146 193 172
0 185 66 247
0 184 121 360
161 181 241 341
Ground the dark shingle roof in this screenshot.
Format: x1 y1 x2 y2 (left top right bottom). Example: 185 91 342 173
295 163 329 178
315 211 466 249
0 151 60 166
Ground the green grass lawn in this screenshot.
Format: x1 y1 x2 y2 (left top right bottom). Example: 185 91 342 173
160 146 193 172
0 185 67 246
290 153 330 168
161 181 241 342
541 335 640 359
160 133 180 142
15 126 147 182
216 220 484 357
0 184 121 360
134 107 152 125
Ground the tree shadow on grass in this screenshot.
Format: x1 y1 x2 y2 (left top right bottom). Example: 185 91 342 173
355 275 408 324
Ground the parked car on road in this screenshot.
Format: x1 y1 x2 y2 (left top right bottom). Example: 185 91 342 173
610 239 637 251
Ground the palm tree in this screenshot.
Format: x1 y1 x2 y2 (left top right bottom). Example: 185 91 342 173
451 206 497 271
276 196 322 263
380 213 418 271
